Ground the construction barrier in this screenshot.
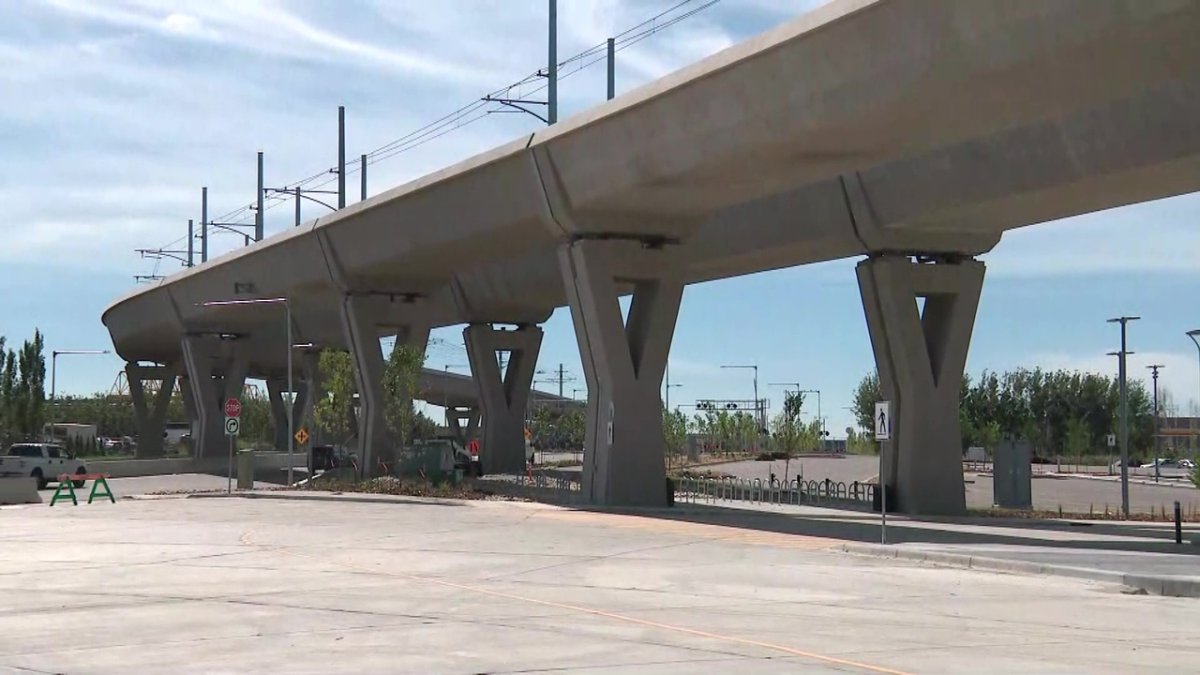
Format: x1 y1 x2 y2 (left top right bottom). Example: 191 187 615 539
50 473 115 507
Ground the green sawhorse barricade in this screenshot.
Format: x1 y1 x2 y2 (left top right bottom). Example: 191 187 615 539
50 473 115 506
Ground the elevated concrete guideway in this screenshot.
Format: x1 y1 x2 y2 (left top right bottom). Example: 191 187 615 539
104 0 1200 513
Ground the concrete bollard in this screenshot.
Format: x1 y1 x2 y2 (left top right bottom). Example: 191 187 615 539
0 478 41 505
237 450 255 490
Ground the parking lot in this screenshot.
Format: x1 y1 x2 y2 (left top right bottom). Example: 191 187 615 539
2 495 1197 673
704 456 1200 515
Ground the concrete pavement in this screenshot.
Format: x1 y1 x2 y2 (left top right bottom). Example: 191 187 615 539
667 498 1200 597
2 495 1197 673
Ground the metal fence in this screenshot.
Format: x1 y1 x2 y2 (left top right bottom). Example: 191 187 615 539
673 476 876 508
478 471 584 504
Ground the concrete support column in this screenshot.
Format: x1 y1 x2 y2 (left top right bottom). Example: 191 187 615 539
340 295 430 475
126 363 179 458
266 378 309 453
856 254 985 516
341 296 386 474
180 336 248 460
446 406 480 447
464 324 543 474
296 352 319 442
559 239 684 507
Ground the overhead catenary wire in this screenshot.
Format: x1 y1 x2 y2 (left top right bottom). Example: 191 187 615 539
140 0 721 271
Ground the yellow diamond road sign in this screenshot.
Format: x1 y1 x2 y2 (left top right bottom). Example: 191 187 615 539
294 427 309 445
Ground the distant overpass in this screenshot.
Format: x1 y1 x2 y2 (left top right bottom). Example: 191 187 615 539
104 0 1200 514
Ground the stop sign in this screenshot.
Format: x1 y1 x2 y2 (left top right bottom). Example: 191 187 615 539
224 398 242 418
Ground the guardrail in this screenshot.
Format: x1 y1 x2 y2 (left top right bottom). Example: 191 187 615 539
673 476 876 509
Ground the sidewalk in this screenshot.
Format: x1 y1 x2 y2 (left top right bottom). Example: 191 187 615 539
646 499 1200 597
183 487 1200 598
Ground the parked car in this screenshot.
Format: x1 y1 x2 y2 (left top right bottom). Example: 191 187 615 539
1178 459 1196 469
0 443 88 489
1140 458 1180 469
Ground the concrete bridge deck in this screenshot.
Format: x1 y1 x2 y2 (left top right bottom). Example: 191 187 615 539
102 0 1200 514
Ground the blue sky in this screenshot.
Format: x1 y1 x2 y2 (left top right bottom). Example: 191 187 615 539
3 0 1199 435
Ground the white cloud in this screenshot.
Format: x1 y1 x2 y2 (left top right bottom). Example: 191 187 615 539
160 12 205 37
984 193 1200 278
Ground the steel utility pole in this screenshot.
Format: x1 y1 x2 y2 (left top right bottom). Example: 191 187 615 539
201 187 208 263
606 37 615 100
665 363 683 412
255 151 264 241
1188 329 1200 465
338 105 346 209
1108 315 1139 518
548 0 558 124
360 154 368 201
187 219 194 267
1148 363 1164 483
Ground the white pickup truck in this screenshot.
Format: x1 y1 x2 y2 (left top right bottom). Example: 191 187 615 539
0 443 88 489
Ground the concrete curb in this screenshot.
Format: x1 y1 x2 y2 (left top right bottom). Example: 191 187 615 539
839 542 1200 598
186 490 473 507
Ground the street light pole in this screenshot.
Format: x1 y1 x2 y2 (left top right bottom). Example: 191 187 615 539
548 0 557 125
1187 330 1200 464
664 363 683 411
1108 315 1139 518
1147 364 1164 483
49 349 111 442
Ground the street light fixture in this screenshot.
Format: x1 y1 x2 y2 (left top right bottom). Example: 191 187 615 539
1107 315 1139 518
200 297 295 485
50 349 111 442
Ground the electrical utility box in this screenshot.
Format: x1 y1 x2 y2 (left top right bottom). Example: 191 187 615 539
993 439 1032 510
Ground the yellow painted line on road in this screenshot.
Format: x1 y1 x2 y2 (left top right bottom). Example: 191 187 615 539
241 529 910 675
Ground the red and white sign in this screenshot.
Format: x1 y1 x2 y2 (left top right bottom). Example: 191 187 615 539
224 398 242 418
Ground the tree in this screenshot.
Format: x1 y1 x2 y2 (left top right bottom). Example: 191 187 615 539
771 409 804 455
381 343 425 449
852 373 880 432
1063 416 1091 457
529 404 585 451
313 350 355 445
849 366 1155 459
0 345 14 439
662 406 688 459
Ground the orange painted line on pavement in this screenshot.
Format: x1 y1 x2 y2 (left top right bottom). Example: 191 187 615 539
242 530 911 675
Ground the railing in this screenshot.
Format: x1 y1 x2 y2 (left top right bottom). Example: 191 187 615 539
478 470 584 505
673 476 875 508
